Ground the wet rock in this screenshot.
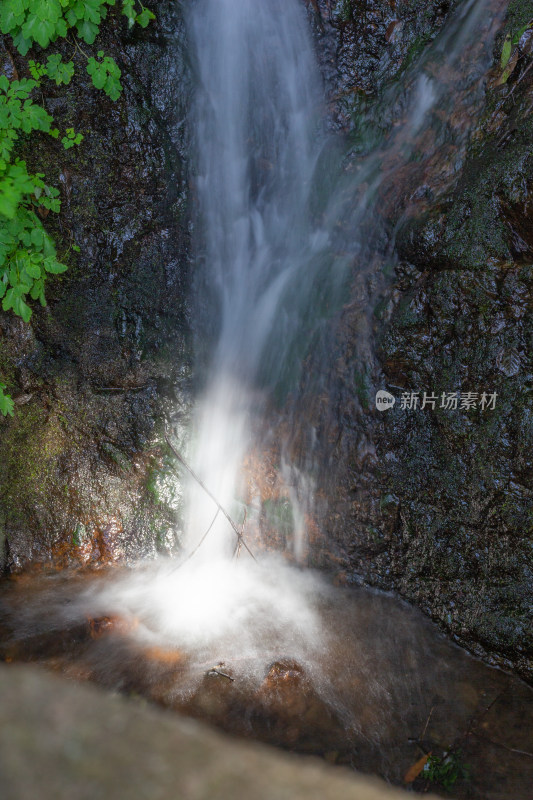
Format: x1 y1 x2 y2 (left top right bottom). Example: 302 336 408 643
0 3 192 571
306 0 457 131
311 1 533 683
0 663 438 800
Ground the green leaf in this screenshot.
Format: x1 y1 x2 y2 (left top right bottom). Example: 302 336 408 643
13 294 32 321
0 386 15 417
76 18 99 43
12 30 32 56
30 226 44 246
0 0 88 346
21 14 57 48
30 0 62 23
511 21 533 47
136 7 155 28
30 278 43 300
21 100 53 133
0 0 26 35
92 70 106 90
45 54 74 85
2 287 14 311
501 34 512 69
87 55 122 99
29 60 46 80
25 261 41 278
121 0 136 28
43 255 67 273
84 0 103 25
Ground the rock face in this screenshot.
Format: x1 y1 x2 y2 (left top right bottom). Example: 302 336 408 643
0 663 439 800
305 0 459 130
304 0 533 683
0 4 192 572
0 0 531 689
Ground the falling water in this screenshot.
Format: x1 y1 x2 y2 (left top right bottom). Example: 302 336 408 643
182 0 502 561
183 0 326 558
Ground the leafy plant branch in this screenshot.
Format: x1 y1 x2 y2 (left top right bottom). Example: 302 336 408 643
0 0 155 415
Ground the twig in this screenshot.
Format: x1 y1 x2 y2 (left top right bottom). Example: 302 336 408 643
170 508 220 573
420 705 434 741
233 508 247 560
165 433 256 561
508 59 533 103
69 36 90 61
450 686 533 765
93 385 149 393
208 668 235 682
471 731 533 759
462 688 507 742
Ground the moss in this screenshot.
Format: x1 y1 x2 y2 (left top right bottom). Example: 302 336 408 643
144 453 182 514
71 523 88 547
0 339 16 388
399 32 433 75
353 368 371 409
262 498 295 541
338 0 354 23
0 402 72 558
503 0 533 39
100 442 132 472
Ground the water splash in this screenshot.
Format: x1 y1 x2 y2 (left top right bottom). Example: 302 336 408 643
81 556 330 671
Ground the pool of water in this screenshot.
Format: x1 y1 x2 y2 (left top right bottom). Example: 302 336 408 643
1 561 531 798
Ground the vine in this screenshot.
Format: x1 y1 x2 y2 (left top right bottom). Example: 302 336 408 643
0 0 155 415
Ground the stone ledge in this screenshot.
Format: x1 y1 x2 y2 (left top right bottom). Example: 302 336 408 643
0 664 440 800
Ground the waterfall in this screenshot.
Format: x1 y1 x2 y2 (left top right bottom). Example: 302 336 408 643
6 0 514 761
184 0 325 558
182 0 502 563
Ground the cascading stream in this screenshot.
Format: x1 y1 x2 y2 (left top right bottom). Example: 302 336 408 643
185 0 325 557
182 0 502 561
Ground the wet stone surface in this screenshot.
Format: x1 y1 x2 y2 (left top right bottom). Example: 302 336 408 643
299 0 533 685
0 566 532 799
0 3 193 572
306 0 459 131
0 663 445 800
